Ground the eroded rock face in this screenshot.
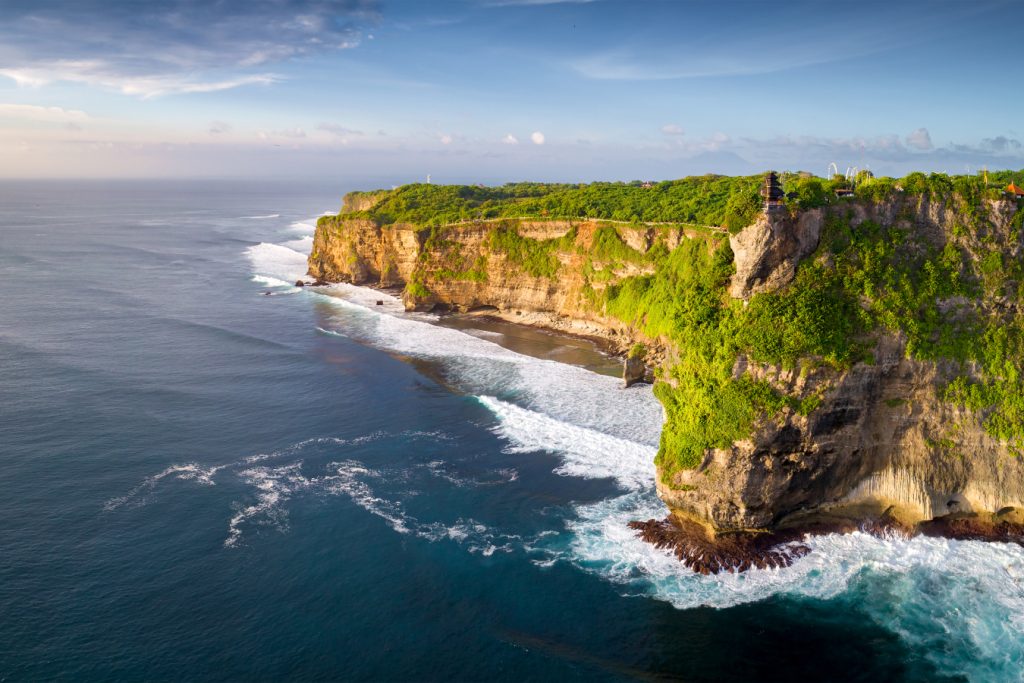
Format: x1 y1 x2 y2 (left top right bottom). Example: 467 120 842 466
729 209 823 300
659 335 1024 531
661 196 1024 533
311 193 1024 541
623 355 650 388
308 217 420 287
308 217 679 352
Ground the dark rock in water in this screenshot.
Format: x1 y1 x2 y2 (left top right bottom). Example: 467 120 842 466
295 280 305 287
376 300 384 306
918 514 1024 545
629 508 1024 575
623 356 648 388
263 291 273 296
627 517 811 574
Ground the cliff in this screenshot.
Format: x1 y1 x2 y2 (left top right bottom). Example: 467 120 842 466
309 177 1024 552
310 199 709 351
658 195 1024 531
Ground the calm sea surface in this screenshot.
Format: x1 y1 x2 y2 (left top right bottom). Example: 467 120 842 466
2 180 1021 682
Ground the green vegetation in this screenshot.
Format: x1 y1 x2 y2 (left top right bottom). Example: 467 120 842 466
600 236 860 479
345 168 1024 478
417 226 489 283
487 222 577 278
406 277 430 298
345 175 764 228
597 169 1024 479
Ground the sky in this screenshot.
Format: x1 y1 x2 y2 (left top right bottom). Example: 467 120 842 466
1 0 1022 183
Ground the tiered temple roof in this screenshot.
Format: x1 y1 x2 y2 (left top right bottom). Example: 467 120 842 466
761 171 785 209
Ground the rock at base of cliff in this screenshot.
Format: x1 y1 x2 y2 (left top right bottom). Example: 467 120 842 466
623 356 654 388
628 516 811 574
630 509 1024 574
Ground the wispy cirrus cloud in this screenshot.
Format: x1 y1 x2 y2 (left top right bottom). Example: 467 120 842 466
0 102 89 123
569 2 995 80
0 0 379 97
1 63 279 99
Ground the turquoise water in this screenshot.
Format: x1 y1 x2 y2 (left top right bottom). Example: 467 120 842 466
1 180 1021 681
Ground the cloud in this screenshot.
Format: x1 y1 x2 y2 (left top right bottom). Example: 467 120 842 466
208 120 231 135
273 127 307 138
318 122 363 137
905 128 934 151
0 1 379 97
531 131 545 145
0 64 278 99
439 133 453 145
568 3 984 81
502 133 519 145
0 103 89 123
661 124 684 136
980 135 1022 152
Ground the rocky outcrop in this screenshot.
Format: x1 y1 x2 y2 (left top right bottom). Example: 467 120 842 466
310 187 1024 565
623 355 648 388
663 194 1024 536
729 208 823 300
309 215 687 352
658 334 1024 531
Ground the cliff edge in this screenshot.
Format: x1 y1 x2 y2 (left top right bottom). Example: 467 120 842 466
309 175 1024 558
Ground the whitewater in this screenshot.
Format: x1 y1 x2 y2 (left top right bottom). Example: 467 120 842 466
109 210 1024 681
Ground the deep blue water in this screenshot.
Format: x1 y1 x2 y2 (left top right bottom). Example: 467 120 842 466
2 180 1022 682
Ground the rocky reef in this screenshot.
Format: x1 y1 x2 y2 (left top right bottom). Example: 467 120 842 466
310 178 1024 571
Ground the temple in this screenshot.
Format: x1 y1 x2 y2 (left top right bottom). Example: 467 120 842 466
761 171 785 212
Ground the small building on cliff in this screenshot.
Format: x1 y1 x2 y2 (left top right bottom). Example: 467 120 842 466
761 171 785 212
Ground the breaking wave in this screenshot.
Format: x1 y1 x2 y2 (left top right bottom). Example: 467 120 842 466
245 242 309 283
226 206 1024 679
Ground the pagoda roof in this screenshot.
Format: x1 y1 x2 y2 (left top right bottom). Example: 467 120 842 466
1008 182 1024 196
761 172 785 200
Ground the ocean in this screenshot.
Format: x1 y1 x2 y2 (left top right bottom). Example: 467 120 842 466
1 179 1022 682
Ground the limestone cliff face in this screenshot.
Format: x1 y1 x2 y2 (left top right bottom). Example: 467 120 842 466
729 209 824 300
309 213 700 350
659 335 1024 530
310 189 1024 535
663 195 1024 531
309 217 420 287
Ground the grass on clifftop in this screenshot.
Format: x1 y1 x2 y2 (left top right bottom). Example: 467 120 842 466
603 237 860 479
601 183 1024 479
342 169 1024 477
344 175 764 229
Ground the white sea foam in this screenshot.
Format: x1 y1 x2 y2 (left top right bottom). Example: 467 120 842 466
288 220 317 234
246 213 280 219
237 230 1024 676
479 396 655 491
251 274 292 287
245 242 309 283
225 457 520 553
225 463 304 547
282 235 313 252
564 488 1024 679
111 432 518 554
311 284 664 450
104 463 225 510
